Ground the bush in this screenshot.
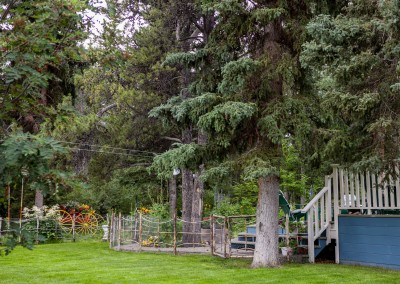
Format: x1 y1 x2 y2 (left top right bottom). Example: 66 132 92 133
22 205 64 242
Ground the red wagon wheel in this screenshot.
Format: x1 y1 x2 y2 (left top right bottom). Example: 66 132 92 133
58 211 103 235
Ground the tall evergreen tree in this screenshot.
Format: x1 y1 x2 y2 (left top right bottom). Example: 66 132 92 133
301 0 400 173
152 0 339 267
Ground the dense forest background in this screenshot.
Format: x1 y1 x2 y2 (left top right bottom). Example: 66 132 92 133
2 0 400 267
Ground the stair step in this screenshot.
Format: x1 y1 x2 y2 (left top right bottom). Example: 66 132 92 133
230 238 256 250
237 233 256 237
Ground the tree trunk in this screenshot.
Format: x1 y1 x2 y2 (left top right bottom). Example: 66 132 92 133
191 165 204 244
181 168 193 245
35 190 44 208
191 130 207 244
251 175 280 268
169 176 177 218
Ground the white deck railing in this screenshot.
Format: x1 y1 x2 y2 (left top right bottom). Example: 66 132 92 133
301 164 400 263
335 167 400 212
301 175 332 263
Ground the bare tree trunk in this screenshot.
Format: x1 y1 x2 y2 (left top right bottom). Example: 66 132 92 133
169 176 177 218
191 130 207 244
182 168 193 245
35 190 44 208
191 165 204 244
252 175 280 268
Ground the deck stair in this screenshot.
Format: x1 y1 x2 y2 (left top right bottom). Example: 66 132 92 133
232 165 400 262
230 224 327 257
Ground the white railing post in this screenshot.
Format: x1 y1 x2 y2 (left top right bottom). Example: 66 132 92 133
326 175 332 243
307 206 314 263
332 164 340 264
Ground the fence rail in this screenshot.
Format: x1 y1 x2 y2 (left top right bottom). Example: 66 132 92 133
0 216 105 242
109 213 257 258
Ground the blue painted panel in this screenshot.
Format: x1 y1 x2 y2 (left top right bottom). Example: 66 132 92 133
339 225 400 237
339 216 400 269
247 226 256 234
314 239 326 257
246 226 286 235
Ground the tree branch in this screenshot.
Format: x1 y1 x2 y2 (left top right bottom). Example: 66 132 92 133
162 136 182 143
96 103 117 117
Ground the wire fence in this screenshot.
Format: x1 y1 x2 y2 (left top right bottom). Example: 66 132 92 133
0 214 106 243
109 212 258 258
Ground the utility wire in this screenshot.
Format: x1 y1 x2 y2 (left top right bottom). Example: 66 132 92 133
57 145 156 158
0 139 159 158
54 139 157 155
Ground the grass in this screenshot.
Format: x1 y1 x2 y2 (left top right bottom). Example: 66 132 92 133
1 242 400 284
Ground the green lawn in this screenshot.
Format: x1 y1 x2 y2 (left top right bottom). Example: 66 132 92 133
1 242 399 284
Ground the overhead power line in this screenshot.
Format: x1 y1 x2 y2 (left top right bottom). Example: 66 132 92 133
58 145 156 158
0 138 160 157
54 139 157 155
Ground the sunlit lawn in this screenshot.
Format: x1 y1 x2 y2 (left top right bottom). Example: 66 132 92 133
0 242 399 283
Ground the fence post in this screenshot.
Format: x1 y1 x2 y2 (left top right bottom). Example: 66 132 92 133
285 213 289 246
139 212 142 251
72 214 76 242
118 212 122 251
223 216 227 258
210 215 214 256
332 164 340 264
36 216 40 244
0 217 2 237
109 211 113 249
133 212 138 243
227 217 231 258
173 211 177 255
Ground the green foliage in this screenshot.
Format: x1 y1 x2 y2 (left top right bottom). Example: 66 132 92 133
0 228 38 256
212 201 241 216
197 102 256 147
150 143 201 178
164 50 209 68
0 132 66 190
149 203 170 220
301 0 400 167
243 157 279 181
218 58 262 96
0 0 88 131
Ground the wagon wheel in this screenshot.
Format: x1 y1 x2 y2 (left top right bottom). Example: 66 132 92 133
57 210 74 234
74 212 103 235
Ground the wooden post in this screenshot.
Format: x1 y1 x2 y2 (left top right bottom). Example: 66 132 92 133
223 216 227 258
332 164 340 264
109 211 114 249
133 213 137 243
173 211 177 255
19 177 24 230
210 215 214 256
157 217 160 248
139 212 143 250
118 212 122 251
227 217 231 258
326 175 332 244
7 184 11 228
285 214 289 247
307 207 314 263
36 216 40 244
366 171 372 214
72 214 76 242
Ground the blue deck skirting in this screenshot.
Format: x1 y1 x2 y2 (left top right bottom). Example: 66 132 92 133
339 215 400 270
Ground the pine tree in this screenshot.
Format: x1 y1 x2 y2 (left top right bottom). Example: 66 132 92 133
301 0 400 173
151 0 338 267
